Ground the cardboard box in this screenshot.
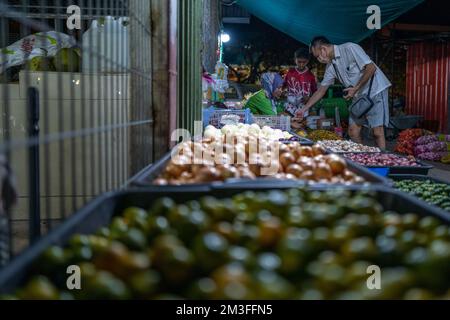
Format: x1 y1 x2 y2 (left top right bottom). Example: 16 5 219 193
317 118 335 130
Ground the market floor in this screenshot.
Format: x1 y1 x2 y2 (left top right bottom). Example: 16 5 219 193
423 161 450 183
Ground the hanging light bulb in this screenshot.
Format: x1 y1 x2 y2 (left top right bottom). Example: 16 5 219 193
220 32 231 43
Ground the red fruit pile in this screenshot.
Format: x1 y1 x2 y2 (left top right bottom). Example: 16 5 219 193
394 129 431 155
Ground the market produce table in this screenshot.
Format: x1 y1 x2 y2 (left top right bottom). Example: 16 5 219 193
3 124 449 300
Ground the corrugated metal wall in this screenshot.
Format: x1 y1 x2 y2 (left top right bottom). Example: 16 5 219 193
177 0 203 134
406 42 450 133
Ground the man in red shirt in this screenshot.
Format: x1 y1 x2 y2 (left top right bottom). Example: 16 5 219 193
283 48 317 116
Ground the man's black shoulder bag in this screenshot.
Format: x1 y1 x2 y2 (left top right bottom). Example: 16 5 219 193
332 63 375 120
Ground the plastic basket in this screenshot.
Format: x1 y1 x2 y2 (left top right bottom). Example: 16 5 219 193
251 115 291 131
342 152 434 175
368 167 390 177
202 107 252 128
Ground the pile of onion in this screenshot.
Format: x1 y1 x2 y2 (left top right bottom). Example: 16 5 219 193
271 143 364 184
153 139 365 185
343 153 419 167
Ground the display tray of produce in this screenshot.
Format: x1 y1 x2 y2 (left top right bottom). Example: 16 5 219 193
279 132 314 146
202 107 252 128
390 174 450 213
342 152 433 175
308 130 343 142
130 142 390 187
318 140 381 153
1 186 450 299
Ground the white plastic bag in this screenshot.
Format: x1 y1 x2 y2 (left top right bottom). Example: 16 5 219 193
82 16 130 73
211 61 229 93
0 31 76 73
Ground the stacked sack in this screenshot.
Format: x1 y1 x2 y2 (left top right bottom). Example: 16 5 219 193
414 135 449 162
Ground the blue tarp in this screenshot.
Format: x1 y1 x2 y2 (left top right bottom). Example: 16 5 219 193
236 0 424 44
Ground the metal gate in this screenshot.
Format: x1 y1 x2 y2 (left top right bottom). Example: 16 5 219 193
0 0 155 265
406 41 450 133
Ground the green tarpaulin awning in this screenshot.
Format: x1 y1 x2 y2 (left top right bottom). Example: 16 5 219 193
236 0 424 44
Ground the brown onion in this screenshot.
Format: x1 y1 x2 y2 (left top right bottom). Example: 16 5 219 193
168 179 182 186
196 166 220 182
289 142 301 150
314 163 332 180
312 144 326 156
300 170 315 180
153 178 168 185
218 165 239 180
330 177 341 184
285 173 296 180
299 146 313 157
286 163 303 178
191 164 203 175
249 163 262 176
239 167 256 179
279 152 296 168
165 162 184 178
277 163 284 173
279 143 290 154
342 169 356 181
298 158 316 171
327 156 347 174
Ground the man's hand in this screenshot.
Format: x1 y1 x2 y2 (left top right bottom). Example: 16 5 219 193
343 87 358 100
294 107 308 119
291 117 305 129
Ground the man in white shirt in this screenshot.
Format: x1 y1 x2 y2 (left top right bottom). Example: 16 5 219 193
296 36 391 149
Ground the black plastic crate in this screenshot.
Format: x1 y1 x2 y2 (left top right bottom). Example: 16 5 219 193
282 132 314 146
341 152 434 175
390 174 450 212
130 151 391 187
389 174 450 185
1 185 450 294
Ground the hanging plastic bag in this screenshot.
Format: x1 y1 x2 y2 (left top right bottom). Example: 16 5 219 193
0 31 76 74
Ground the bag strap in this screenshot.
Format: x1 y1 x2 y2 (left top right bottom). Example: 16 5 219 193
331 63 344 85
367 73 375 96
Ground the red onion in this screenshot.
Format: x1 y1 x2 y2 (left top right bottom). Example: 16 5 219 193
343 153 419 167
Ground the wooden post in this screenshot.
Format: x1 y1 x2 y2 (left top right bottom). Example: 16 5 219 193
202 0 220 73
177 0 203 133
447 67 450 133
129 0 153 174
151 0 171 160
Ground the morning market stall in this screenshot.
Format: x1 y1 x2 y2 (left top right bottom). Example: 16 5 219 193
1 0 450 300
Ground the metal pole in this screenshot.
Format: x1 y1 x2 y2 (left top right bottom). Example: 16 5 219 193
27 87 41 243
0 213 9 268
391 28 396 111
448 67 450 134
